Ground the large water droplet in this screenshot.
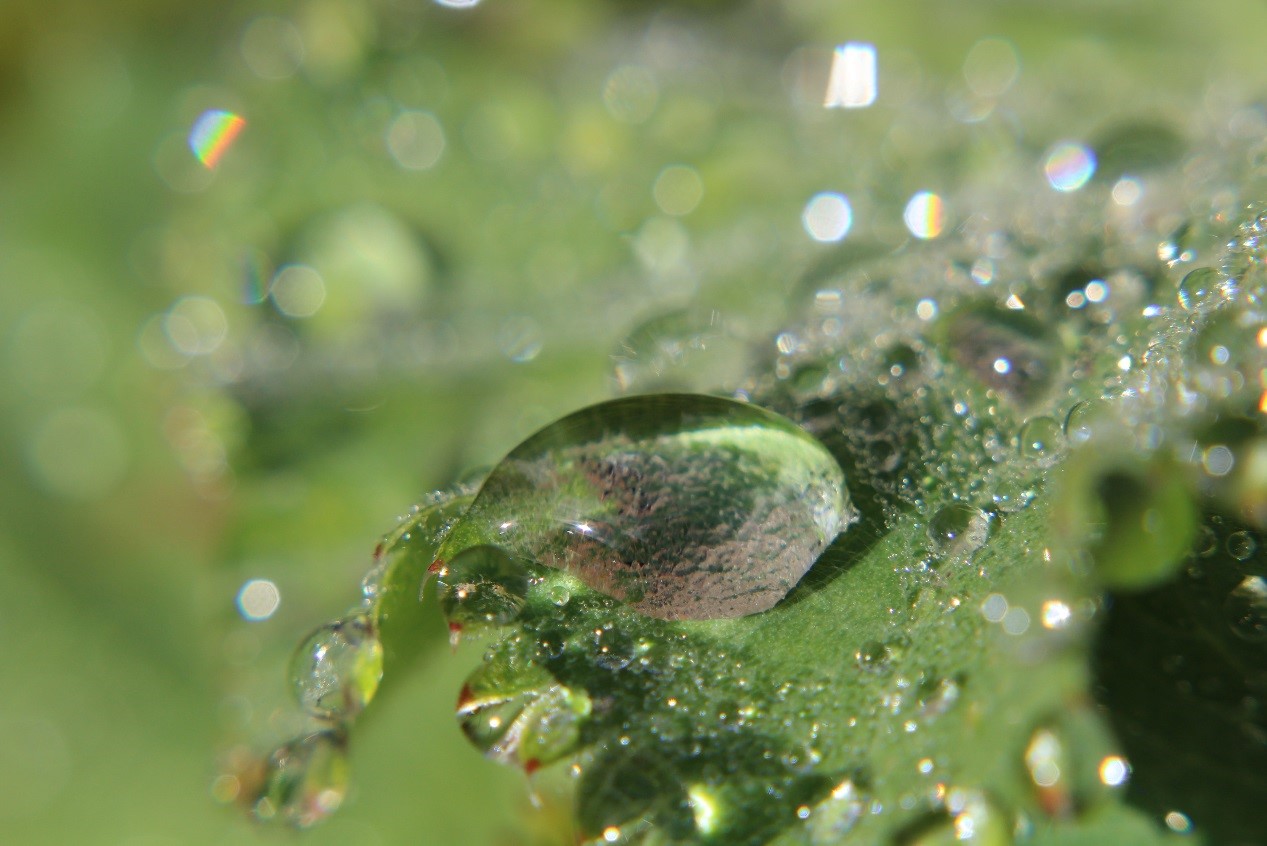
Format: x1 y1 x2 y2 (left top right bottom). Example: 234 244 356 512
289 614 384 721
940 303 1062 407
1226 575 1267 642
248 730 350 829
435 394 855 620
928 503 991 563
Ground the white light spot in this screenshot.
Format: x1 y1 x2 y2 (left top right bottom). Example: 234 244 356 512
688 784 721 834
916 299 937 320
236 579 281 621
1084 280 1108 302
1099 755 1130 787
1164 811 1192 833
824 43 877 108
1203 445 1235 477
603 826 621 843
802 192 853 242
1040 600 1072 630
992 358 1011 374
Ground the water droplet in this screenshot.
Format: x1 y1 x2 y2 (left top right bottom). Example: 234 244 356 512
610 309 749 395
1018 416 1063 467
1177 267 1236 312
805 779 865 844
1226 530 1258 561
435 394 855 620
940 303 1062 407
1063 400 1104 446
1226 575 1267 642
928 503 990 562
289 614 383 721
248 730 349 828
457 649 591 769
855 639 897 673
436 544 530 631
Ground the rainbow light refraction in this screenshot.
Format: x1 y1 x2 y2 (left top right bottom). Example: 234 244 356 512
188 109 246 168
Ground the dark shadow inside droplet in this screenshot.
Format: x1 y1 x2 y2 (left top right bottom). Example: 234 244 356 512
1091 513 1267 843
1091 119 1185 181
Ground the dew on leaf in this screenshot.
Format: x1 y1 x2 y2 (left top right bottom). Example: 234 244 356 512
1177 267 1237 312
434 394 855 620
1018 416 1063 467
1225 575 1267 642
289 614 383 721
247 730 349 829
894 790 1012 845
1225 530 1257 561
435 544 531 633
927 503 990 562
456 646 591 769
939 302 1062 407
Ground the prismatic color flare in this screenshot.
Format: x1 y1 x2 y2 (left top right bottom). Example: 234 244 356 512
188 109 246 168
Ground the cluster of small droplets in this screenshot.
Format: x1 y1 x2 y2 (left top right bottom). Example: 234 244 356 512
238 490 471 828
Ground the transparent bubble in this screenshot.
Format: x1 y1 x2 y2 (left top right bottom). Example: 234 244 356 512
1225 575 1267 642
1018 416 1063 467
249 731 349 829
1227 530 1258 561
435 394 855 620
928 503 990 562
435 544 530 630
289 614 384 721
1177 267 1236 312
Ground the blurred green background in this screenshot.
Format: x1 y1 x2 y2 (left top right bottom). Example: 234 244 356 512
3 0 1267 843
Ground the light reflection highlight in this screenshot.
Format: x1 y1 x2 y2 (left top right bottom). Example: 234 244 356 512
1044 142 1096 192
237 579 282 621
802 192 853 242
189 109 246 169
903 191 945 239
824 43 877 109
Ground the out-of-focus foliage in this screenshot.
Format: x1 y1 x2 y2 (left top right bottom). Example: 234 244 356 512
3 1 1267 844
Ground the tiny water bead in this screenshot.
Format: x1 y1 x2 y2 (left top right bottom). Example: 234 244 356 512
433 394 855 621
1017 416 1063 467
289 614 384 721
435 544 531 635
1177 267 1237 312
927 503 990 562
247 730 349 829
1225 575 1267 642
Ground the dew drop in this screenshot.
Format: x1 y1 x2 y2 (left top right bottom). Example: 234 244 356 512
1226 575 1267 642
1018 416 1063 467
895 790 1012 845
610 308 749 395
435 544 530 631
1226 530 1257 561
289 614 384 721
457 650 591 769
1177 267 1236 312
248 730 349 829
435 394 855 620
940 303 1062 407
928 503 990 562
